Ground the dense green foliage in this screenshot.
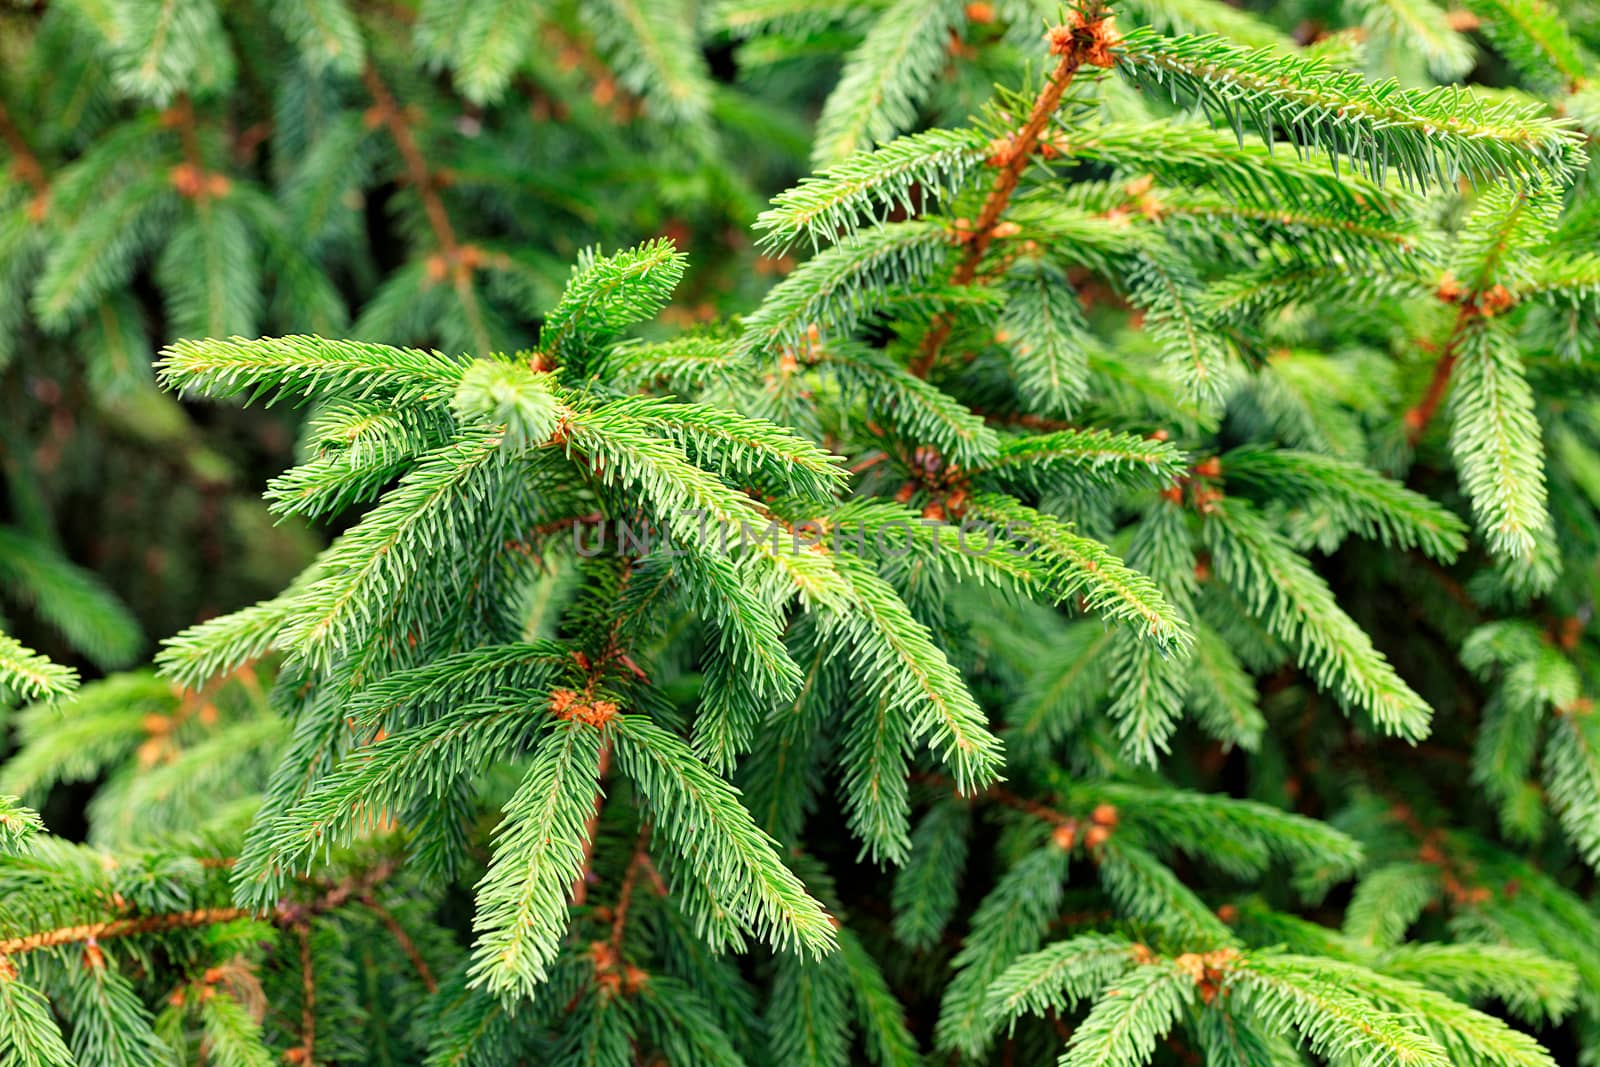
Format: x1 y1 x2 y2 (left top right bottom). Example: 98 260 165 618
5 0 1600 1064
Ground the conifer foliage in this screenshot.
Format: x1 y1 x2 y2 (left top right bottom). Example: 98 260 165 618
6 0 1600 1064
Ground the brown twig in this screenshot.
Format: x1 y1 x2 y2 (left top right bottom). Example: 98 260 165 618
909 8 1114 378
359 61 491 355
609 825 652 953
275 857 401 926
0 98 48 200
0 908 253 957
1403 304 1473 444
570 740 613 908
296 925 316 1065
173 93 203 170
360 64 457 255
359 894 437 993
162 93 231 204
0 858 400 960
911 770 1073 828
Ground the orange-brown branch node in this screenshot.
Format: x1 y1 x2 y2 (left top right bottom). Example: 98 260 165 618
550 688 619 728
1049 9 1121 67
169 163 231 201
1172 948 1240 1004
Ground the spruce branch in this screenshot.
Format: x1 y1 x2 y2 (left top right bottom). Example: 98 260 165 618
1 858 401 958
1125 247 1232 410
0 635 77 706
157 335 470 406
736 220 952 362
1346 0 1476 80
999 257 1093 416
1219 446 1468 561
1095 837 1234 944
810 0 964 168
1222 953 1452 1066
981 934 1140 1030
417 0 542 104
1113 27 1585 188
935 846 1072 1057
827 556 1005 834
0 530 142 670
1446 320 1548 560
540 239 688 365
0 963 74 1067
965 493 1190 653
110 0 232 106
757 127 990 254
1064 121 1406 213
584 0 715 129
469 717 607 999
269 0 366 76
973 427 1188 495
0 797 44 857
1202 498 1433 740
809 341 1000 468
610 715 837 958
1058 956 1198 1067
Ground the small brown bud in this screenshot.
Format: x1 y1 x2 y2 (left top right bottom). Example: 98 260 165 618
1478 284 1515 316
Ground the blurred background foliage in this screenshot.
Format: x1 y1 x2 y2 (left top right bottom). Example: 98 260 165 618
0 0 1051 668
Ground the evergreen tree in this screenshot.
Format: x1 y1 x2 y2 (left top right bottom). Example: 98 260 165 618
5 1 1600 1064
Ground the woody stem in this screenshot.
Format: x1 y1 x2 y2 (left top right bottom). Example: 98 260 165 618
360 62 492 355
1404 304 1475 444
909 29 1095 378
570 738 613 908
0 100 47 197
